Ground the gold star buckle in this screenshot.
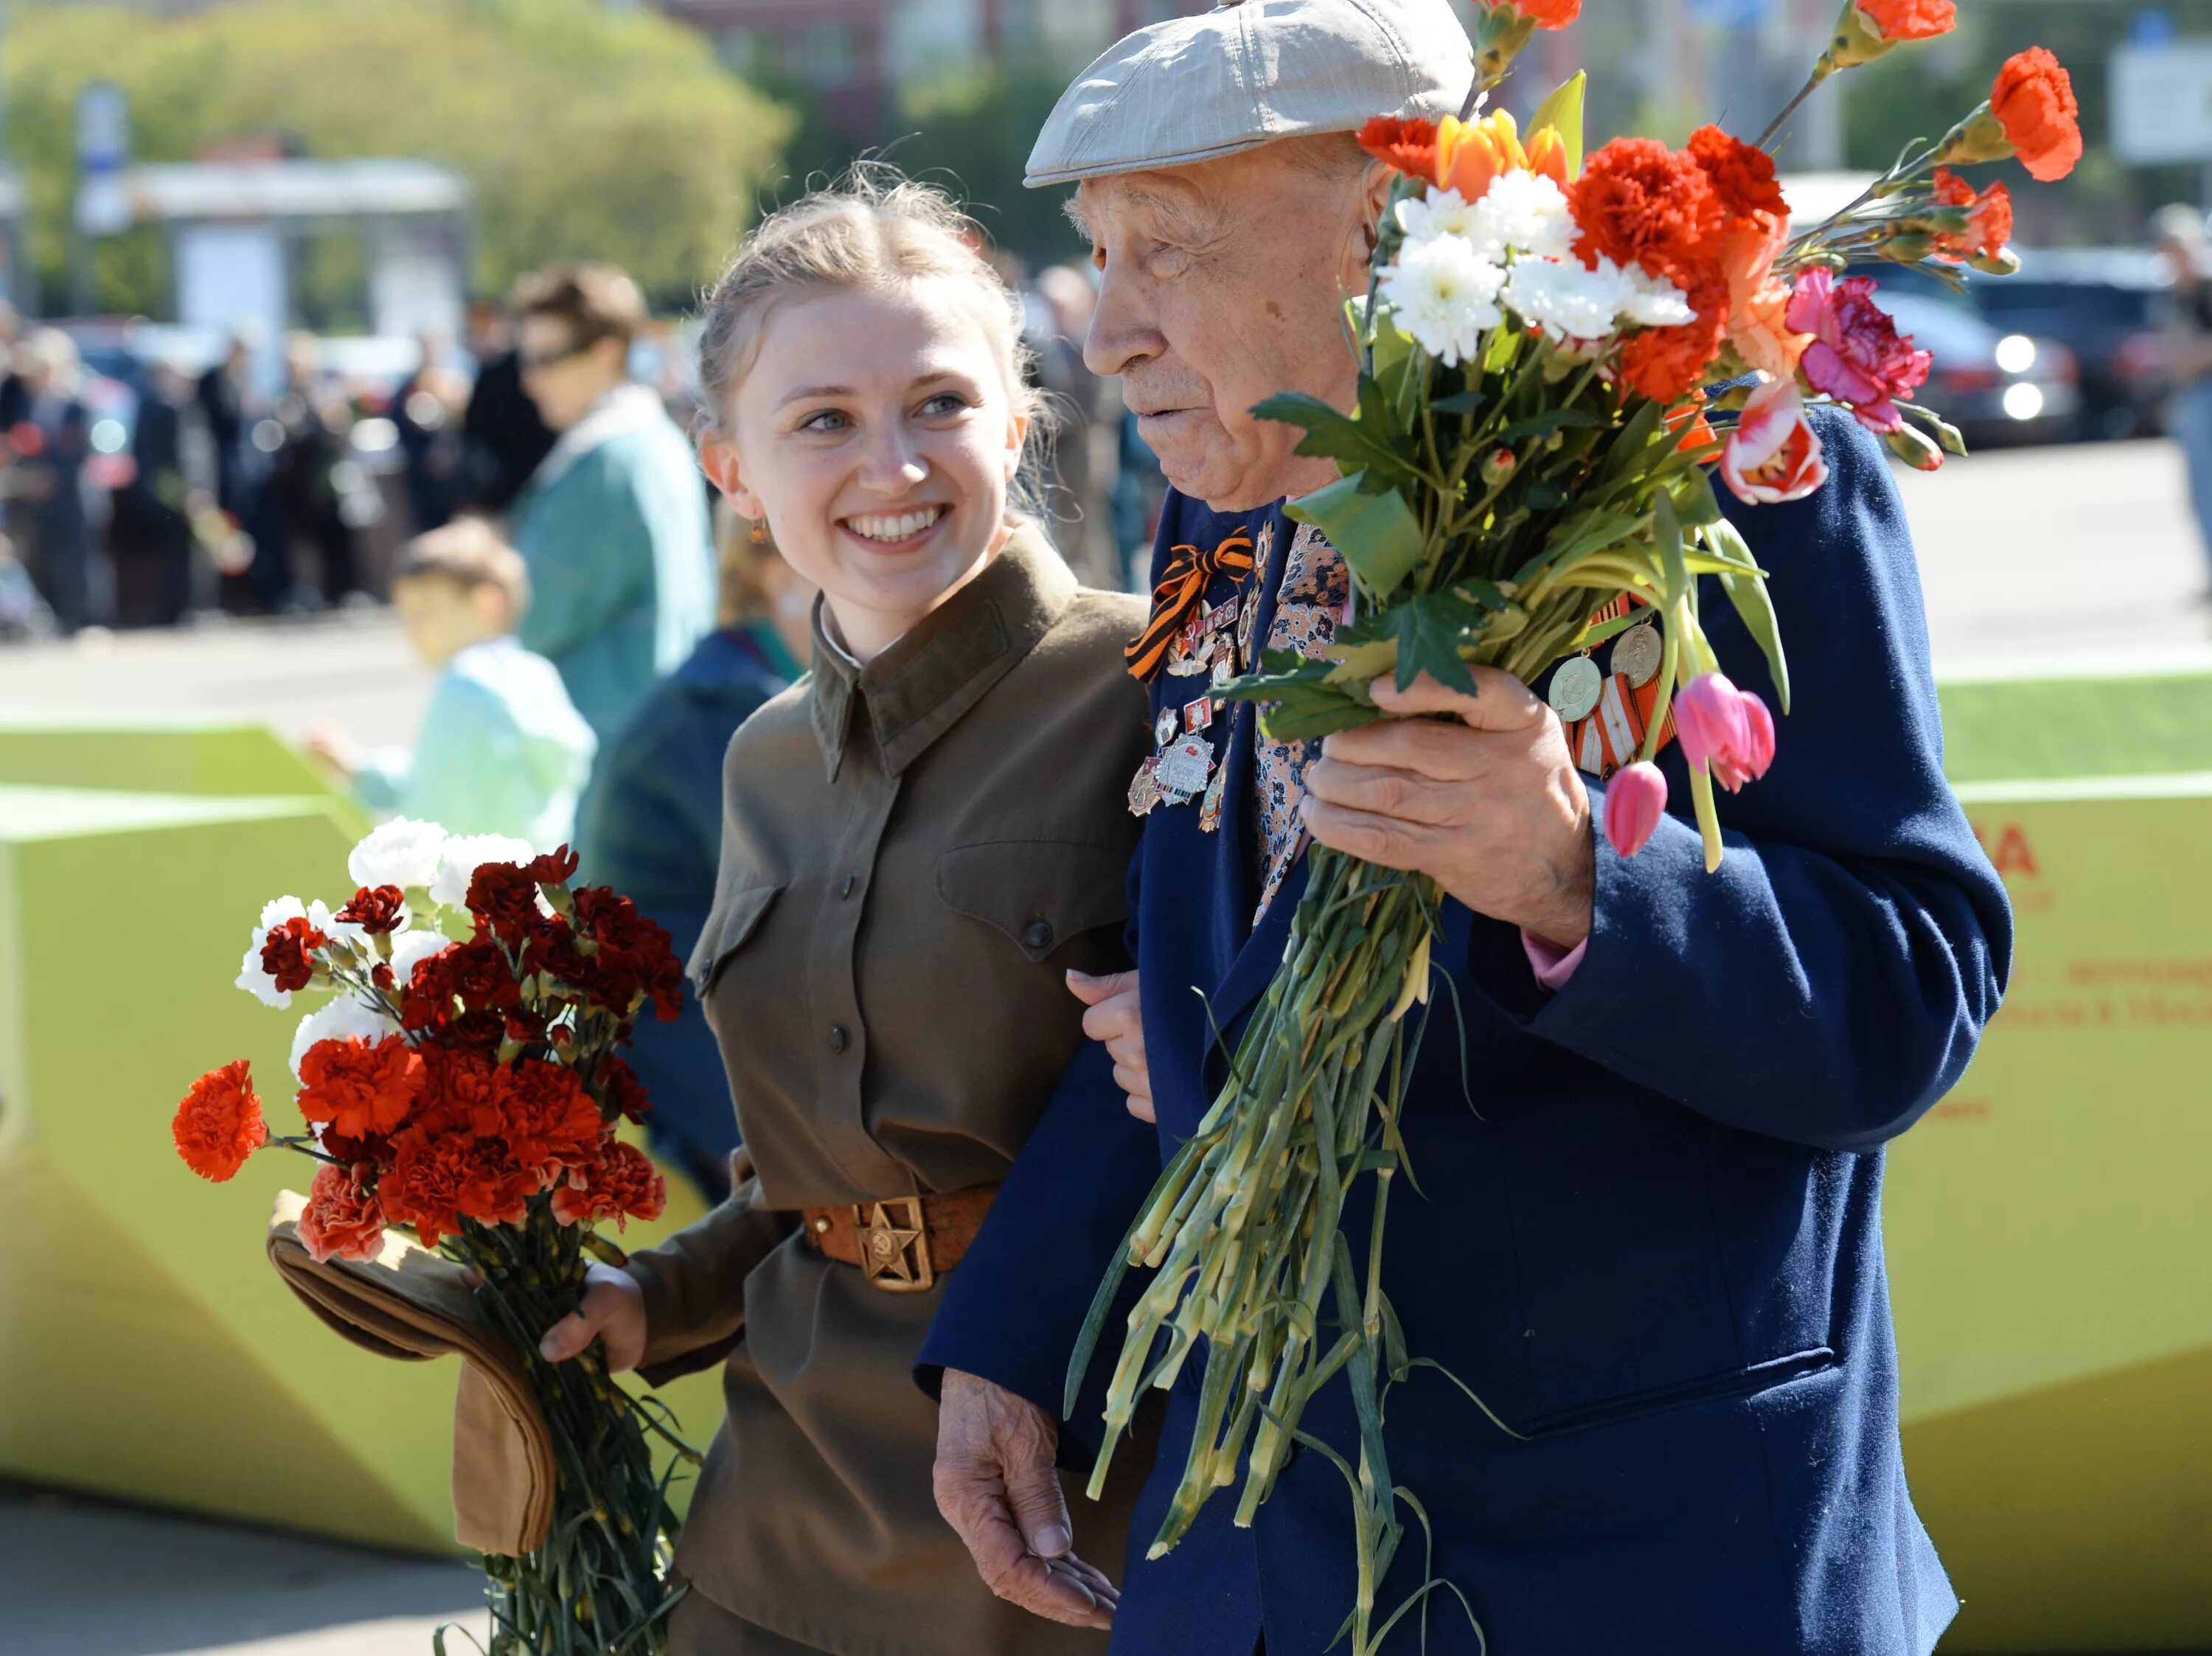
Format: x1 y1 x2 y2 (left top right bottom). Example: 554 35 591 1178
855 1198 934 1293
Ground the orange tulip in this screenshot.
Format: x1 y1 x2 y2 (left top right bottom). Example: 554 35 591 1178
1436 111 1571 200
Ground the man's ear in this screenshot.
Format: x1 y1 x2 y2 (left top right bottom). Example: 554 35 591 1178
1347 159 1392 288
698 429 765 522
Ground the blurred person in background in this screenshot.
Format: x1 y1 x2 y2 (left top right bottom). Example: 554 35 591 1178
580 502 813 1200
270 331 372 609
197 327 277 613
458 298 555 515
2154 203 2212 591
122 358 207 627
307 517 594 846
391 330 470 535
14 328 106 634
1029 262 1118 589
509 262 714 756
0 302 29 432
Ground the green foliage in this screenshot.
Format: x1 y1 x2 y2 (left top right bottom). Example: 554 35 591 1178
8 0 793 315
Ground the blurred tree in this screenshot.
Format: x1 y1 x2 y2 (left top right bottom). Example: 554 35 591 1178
7 0 793 316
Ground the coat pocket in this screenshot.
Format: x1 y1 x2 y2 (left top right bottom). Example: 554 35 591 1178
1517 1345 1840 1439
936 840 1131 962
687 883 783 997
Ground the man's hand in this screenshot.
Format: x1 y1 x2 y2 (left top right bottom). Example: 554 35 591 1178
1068 970 1151 1124
538 1262 647 1373
1301 669 1595 948
933 1369 1119 1630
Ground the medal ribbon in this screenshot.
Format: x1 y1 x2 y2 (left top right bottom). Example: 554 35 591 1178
1124 528 1256 682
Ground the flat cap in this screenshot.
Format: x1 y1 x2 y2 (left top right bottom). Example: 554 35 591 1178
1026 0 1476 189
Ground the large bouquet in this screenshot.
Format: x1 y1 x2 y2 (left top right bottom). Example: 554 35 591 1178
173 819 692 1655
1072 1 2078 1646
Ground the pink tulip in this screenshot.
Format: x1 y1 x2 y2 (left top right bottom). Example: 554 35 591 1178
1719 378 1830 506
1604 761 1668 857
1675 672 1777 793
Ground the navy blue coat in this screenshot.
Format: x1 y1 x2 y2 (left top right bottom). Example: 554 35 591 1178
919 411 2012 1656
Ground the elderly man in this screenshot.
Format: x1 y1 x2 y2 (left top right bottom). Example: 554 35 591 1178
921 3 2012 1655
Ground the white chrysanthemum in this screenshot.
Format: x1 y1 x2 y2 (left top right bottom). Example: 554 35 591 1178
1467 171 1576 262
1615 261 1697 329
1504 257 1627 343
348 818 449 892
1394 189 1483 249
428 834 538 910
290 995 398 1080
1379 237 1505 368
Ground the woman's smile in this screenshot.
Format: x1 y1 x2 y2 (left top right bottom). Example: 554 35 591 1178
841 504 950 552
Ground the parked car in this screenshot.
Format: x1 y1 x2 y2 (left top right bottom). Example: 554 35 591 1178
1870 288 2081 449
1964 249 2174 440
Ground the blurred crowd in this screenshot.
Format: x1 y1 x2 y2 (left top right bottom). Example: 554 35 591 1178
0 254 1166 644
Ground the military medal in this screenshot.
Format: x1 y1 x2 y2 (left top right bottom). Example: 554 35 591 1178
1155 734 1214 801
1183 695 1213 734
1611 621 1662 687
1210 646 1236 692
1127 755 1166 817
1165 611 1211 676
1237 523 1273 664
1155 706 1180 748
1197 747 1229 833
1548 655 1603 723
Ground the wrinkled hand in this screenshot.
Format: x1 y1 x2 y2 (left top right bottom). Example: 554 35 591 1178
934 1369 1119 1630
1068 969 1151 1124
1301 669 1595 948
538 1262 647 1374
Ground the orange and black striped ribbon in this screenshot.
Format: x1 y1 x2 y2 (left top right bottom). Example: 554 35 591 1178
1124 527 1256 683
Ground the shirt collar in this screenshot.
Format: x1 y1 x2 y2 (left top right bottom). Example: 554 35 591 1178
808 524 1077 780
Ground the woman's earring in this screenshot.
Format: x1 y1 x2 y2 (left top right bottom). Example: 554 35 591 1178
749 519 768 546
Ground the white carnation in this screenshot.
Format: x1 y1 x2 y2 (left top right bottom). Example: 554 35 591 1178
1394 189 1483 249
1615 261 1697 329
1505 257 1627 343
290 995 398 1080
1467 171 1576 262
348 818 449 892
429 834 538 911
1379 237 1505 369
388 928 451 986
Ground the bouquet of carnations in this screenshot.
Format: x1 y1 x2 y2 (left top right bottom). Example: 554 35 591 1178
172 818 692 1655
1071 1 2079 1646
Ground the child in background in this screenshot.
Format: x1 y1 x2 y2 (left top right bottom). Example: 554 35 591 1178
309 519 595 849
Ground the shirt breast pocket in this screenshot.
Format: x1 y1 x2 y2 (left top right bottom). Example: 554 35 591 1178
935 840 1130 966
687 882 784 1000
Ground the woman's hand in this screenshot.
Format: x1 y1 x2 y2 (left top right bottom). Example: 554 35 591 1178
1067 970 1150 1123
538 1262 647 1373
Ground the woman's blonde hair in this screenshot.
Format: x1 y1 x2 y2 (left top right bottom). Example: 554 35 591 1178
695 168 1048 518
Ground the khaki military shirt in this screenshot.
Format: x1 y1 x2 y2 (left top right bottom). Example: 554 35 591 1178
625 529 1152 1655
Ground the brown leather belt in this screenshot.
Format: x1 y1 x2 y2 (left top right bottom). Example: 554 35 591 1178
800 1185 998 1293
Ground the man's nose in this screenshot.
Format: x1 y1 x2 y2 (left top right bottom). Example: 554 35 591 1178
1084 258 1164 380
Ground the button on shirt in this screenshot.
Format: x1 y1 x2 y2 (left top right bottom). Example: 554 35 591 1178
621 529 1154 1655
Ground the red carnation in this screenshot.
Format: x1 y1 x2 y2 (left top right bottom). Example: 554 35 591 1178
1686 126 1787 223
335 886 407 935
296 1162 388 1264
1930 168 2013 262
381 1124 535 1245
552 1140 667 1231
1856 0 1955 41
598 1054 653 1123
1783 269 1932 433
298 1034 422 1140
528 846 580 887
445 938 523 1015
400 950 456 1032
259 916 326 995
467 862 544 943
418 1045 502 1135
173 1059 267 1182
1618 302 1729 406
1485 0 1581 24
1990 48 2080 181
1358 115 1440 185
1571 137 1728 292
491 1057 607 1184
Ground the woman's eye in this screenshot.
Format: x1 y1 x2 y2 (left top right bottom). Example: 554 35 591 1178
799 409 850 434
920 392 972 418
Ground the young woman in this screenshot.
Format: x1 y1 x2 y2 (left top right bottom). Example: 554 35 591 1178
538 178 1152 1655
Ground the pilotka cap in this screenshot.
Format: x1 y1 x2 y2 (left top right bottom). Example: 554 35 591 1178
1025 0 1478 189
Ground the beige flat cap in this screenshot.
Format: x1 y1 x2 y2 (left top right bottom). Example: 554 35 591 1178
1026 0 1476 189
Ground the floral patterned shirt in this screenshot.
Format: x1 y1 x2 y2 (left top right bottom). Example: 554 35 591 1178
1249 523 1348 924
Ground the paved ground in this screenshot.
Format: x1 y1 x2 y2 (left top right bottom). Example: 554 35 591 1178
1 436 2206 1654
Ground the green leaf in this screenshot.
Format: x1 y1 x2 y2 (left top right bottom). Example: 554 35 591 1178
1249 390 1414 488
1705 522 1791 712
1656 490 1689 607
1596 398 1666 486
1322 636 1401 683
1430 388 1487 417
1530 507 1649 577
1530 70 1587 178
1491 408 1607 447
1671 467 1725 528
1286 472 1427 599
1372 589 1484 696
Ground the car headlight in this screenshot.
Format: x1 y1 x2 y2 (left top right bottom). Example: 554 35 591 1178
2002 381 2045 422
1994 334 2038 375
